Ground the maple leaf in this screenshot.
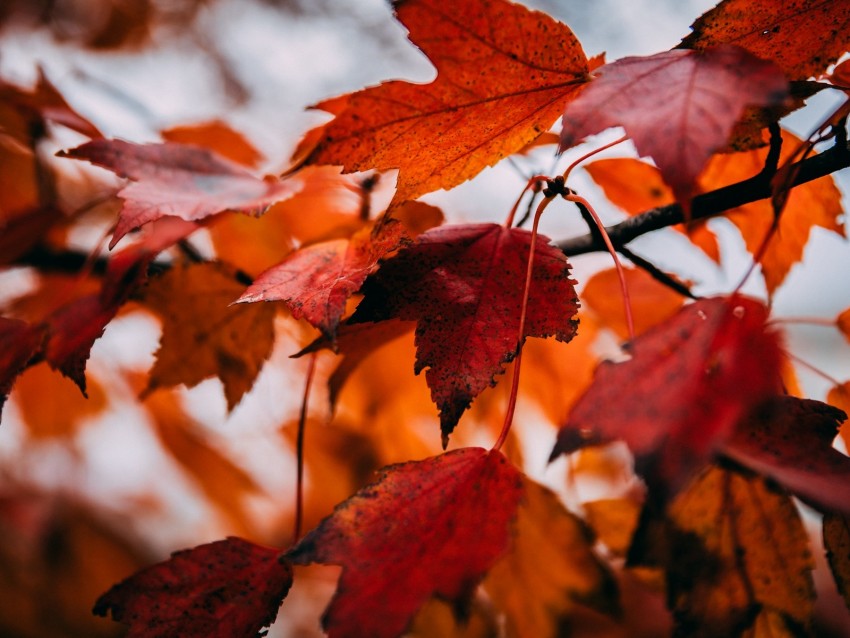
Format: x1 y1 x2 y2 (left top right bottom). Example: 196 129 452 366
303 0 591 205
58 139 301 248
287 447 524 638
93 537 293 638
662 465 815 635
722 396 850 514
141 262 276 411
550 296 783 495
350 222 579 443
580 266 685 340
560 45 788 210
236 218 409 340
0 318 45 420
584 158 720 261
482 477 617 638
703 129 844 294
43 218 197 394
680 0 850 80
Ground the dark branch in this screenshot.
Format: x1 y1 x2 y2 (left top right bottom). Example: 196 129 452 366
558 134 850 256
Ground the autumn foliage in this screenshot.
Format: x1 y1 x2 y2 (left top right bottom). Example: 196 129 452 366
1 0 850 637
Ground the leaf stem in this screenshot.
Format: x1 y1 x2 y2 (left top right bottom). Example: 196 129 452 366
771 316 837 328
560 134 628 184
294 351 318 542
565 193 635 341
504 175 548 228
493 195 555 451
787 352 842 386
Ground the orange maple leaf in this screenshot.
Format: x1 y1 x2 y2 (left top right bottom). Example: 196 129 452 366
680 0 850 80
302 0 591 205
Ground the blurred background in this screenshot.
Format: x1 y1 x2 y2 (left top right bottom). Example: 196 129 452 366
0 0 847 636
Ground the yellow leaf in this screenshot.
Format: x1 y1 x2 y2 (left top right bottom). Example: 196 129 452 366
583 498 642 558
667 465 815 635
305 0 590 205
483 477 616 638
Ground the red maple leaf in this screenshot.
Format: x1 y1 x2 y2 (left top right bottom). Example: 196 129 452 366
58 139 301 248
723 396 850 515
550 296 783 495
236 218 409 339
45 219 197 394
0 318 46 420
560 45 788 210
350 222 579 444
287 447 524 638
93 537 293 638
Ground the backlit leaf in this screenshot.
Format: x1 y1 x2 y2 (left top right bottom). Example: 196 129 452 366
551 296 783 495
304 0 590 205
141 262 276 411
584 158 720 261
582 498 642 558
581 266 685 340
517 316 600 426
483 477 616 638
680 0 850 80
58 139 300 248
665 465 815 635
722 396 850 514
93 537 293 638
236 218 409 339
161 120 263 168
287 447 524 638
560 46 787 210
207 166 368 276
351 223 579 443
698 129 844 294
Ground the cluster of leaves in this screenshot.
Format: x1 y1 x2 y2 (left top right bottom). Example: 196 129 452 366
1 0 850 636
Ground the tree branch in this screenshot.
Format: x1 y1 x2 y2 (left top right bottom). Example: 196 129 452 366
557 135 850 257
